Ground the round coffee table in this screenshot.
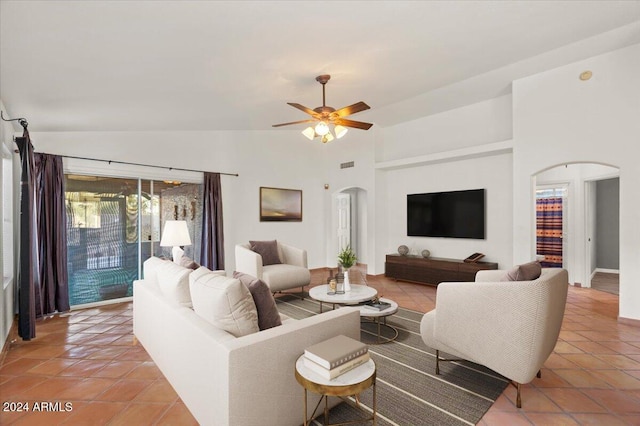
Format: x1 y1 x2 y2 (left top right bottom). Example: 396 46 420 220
295 355 376 426
309 284 377 313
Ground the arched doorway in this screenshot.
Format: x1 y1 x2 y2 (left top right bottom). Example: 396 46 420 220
533 162 619 291
331 187 368 268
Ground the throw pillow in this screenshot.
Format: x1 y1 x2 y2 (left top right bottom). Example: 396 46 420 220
504 261 542 281
179 255 200 270
156 260 193 307
233 271 282 330
189 269 259 337
249 240 282 266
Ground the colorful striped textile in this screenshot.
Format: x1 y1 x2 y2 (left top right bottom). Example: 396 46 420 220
536 197 563 268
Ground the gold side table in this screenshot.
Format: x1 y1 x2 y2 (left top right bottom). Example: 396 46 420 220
295 355 377 426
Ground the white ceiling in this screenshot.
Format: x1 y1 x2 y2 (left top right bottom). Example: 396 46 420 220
1 1 639 133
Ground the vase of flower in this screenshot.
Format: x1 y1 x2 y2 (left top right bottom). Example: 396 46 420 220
337 245 357 292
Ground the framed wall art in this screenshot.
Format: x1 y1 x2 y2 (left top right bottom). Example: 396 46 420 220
259 187 302 222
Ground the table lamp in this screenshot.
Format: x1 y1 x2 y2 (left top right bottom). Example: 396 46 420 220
160 220 192 263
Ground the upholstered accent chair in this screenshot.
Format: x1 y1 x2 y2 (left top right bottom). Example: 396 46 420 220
420 267 569 407
235 241 311 295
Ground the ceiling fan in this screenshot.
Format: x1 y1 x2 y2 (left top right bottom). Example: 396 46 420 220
272 75 373 143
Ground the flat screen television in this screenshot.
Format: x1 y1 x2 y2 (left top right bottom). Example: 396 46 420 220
407 189 485 239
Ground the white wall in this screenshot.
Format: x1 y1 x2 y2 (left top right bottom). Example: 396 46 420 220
380 153 513 268
29 129 332 271
373 96 514 272
378 94 512 162
513 43 640 320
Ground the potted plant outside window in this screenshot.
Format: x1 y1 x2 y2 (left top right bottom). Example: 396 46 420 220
337 246 357 291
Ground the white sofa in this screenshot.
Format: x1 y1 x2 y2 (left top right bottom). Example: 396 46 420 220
133 257 360 426
235 241 311 293
420 267 569 408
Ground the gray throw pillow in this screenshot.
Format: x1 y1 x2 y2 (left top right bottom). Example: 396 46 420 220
249 240 281 266
233 271 282 330
505 261 542 281
179 256 200 270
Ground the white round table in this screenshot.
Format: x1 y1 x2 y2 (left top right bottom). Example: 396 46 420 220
357 298 399 344
309 284 377 313
295 355 376 426
309 286 399 344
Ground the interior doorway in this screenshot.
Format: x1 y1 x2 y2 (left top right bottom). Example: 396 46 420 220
585 177 620 292
333 187 368 267
533 163 619 288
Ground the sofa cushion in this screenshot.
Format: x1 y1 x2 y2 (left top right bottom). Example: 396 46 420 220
504 261 542 281
189 269 259 337
233 272 282 330
249 240 281 266
262 264 311 292
156 259 193 307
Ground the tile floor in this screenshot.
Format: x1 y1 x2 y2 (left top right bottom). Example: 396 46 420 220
0 270 639 425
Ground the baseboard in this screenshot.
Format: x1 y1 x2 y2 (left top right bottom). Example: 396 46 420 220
594 268 620 274
618 316 640 326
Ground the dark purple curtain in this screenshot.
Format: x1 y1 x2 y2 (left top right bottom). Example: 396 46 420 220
34 153 70 315
16 130 38 340
200 173 224 270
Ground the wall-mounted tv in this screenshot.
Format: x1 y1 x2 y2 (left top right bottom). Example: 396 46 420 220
407 189 485 239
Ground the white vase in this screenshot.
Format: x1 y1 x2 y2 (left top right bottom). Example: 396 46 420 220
344 269 351 292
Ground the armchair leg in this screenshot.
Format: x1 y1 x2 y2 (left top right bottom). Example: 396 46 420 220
537 370 542 378
509 381 523 408
435 350 440 375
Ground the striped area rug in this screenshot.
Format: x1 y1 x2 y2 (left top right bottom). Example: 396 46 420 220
275 295 509 426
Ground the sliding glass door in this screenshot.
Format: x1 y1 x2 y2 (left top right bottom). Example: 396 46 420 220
65 175 201 307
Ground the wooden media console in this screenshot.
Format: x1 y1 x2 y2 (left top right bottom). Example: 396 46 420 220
385 254 498 285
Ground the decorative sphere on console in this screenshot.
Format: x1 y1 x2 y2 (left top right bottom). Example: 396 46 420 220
421 249 431 258
398 245 409 256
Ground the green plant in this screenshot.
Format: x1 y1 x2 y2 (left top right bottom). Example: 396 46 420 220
337 245 357 269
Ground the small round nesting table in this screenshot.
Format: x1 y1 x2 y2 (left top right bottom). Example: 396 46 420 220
295 355 377 426
357 298 399 344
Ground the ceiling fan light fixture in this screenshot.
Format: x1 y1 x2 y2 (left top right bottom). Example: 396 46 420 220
302 126 316 140
321 133 335 144
334 125 348 139
272 74 372 143
315 121 330 136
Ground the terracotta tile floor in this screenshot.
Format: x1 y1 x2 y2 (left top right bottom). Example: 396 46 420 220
1 269 639 425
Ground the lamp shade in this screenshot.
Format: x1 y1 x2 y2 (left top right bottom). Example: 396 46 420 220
334 125 348 139
302 127 316 140
314 121 330 136
160 220 192 247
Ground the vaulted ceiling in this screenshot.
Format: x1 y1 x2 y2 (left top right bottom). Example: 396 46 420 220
1 1 639 133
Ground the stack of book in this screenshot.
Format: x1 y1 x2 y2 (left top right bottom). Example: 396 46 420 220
303 335 370 380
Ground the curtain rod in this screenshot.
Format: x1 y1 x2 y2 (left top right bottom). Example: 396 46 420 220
1 110 28 129
2 111 237 176
30 152 239 177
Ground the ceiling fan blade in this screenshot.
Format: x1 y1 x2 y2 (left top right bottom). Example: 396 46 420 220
334 118 373 130
333 101 370 117
272 119 316 128
287 103 322 118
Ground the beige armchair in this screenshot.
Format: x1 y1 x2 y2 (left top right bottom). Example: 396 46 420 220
235 241 311 294
420 267 569 407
